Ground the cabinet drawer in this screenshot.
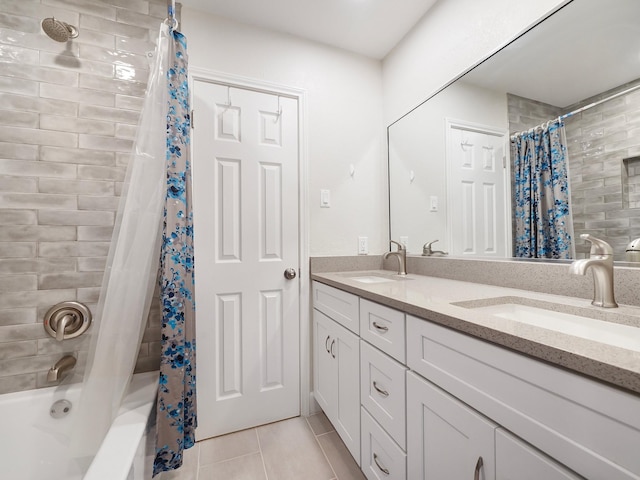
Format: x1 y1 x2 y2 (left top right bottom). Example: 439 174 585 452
496 429 584 480
359 298 405 362
407 315 640 480
361 407 407 480
360 340 407 449
312 281 359 334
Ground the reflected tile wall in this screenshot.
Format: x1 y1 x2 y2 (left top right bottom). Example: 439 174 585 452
0 0 172 394
508 84 640 261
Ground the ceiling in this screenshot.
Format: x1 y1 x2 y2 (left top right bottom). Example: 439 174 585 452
462 0 640 107
178 0 438 59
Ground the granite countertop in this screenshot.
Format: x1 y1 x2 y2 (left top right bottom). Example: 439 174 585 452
311 270 640 395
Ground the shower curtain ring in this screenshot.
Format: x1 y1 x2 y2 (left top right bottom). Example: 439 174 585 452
163 16 178 30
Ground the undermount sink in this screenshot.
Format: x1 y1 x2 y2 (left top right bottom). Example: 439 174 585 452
349 275 396 284
338 272 408 284
458 299 640 351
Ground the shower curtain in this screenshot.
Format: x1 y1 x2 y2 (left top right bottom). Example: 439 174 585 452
511 118 574 259
71 23 170 459
71 20 197 476
153 26 197 476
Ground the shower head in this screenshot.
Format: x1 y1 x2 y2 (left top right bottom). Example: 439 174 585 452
41 17 79 42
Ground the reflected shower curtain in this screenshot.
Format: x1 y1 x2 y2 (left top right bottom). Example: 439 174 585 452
511 118 574 259
153 27 197 476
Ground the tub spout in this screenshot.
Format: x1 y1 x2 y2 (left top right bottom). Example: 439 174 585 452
47 355 76 382
569 234 617 308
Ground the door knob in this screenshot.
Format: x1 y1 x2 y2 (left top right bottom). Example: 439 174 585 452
284 268 297 280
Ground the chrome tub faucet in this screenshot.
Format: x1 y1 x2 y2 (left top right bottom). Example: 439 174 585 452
47 355 77 382
569 234 618 308
383 240 407 275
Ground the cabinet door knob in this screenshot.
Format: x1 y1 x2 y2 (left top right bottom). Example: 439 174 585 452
373 453 390 475
474 456 484 480
330 339 336 358
372 321 389 332
325 335 330 353
373 381 389 398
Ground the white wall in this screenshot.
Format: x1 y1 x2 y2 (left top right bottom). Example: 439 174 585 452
183 1 571 256
182 9 387 256
383 0 568 125
389 81 507 254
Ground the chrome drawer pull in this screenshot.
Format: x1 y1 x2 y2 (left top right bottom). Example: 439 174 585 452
325 335 330 353
373 453 390 475
372 322 389 332
330 339 336 359
474 456 483 480
373 381 389 397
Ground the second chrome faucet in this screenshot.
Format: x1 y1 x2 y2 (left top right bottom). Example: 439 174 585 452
383 240 407 276
569 234 617 308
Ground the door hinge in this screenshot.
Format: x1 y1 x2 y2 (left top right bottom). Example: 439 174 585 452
190 109 194 129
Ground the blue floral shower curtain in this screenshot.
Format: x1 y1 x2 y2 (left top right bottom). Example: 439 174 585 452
153 27 197 476
511 118 573 259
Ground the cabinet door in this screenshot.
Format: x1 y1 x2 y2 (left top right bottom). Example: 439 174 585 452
334 320 361 465
407 371 497 480
313 310 336 416
496 429 585 480
312 308 360 466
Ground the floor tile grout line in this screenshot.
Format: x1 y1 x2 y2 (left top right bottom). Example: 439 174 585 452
194 443 201 480
304 415 339 480
255 426 270 480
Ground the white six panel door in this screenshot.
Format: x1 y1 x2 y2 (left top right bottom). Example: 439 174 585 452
192 81 300 439
448 124 508 257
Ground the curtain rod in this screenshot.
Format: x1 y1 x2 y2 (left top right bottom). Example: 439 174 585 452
511 82 640 140
560 83 640 120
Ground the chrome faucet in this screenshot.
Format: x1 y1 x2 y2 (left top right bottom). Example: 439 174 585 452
422 239 448 256
47 355 77 382
383 240 407 276
569 234 618 308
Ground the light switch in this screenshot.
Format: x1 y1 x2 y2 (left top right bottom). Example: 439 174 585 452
320 189 330 208
430 196 438 212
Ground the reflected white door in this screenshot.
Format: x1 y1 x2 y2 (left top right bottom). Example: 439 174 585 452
192 80 300 439
447 122 509 257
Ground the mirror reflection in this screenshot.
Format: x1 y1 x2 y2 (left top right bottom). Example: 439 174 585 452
388 0 640 262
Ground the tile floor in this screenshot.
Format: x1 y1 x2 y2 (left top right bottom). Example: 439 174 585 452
158 412 366 480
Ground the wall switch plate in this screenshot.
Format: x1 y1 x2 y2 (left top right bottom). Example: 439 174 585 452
358 236 368 255
400 236 409 249
320 189 330 208
430 195 438 212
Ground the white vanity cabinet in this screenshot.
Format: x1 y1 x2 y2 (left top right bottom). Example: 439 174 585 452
495 429 584 480
407 371 583 480
406 315 640 480
312 282 361 464
407 371 497 480
311 278 640 480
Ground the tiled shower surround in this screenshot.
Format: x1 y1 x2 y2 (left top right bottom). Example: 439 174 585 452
508 81 640 261
0 0 173 394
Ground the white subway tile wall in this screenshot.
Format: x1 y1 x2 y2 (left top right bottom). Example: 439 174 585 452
0 0 172 394
508 83 640 261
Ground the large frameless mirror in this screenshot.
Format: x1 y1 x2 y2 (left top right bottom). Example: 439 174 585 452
388 0 640 262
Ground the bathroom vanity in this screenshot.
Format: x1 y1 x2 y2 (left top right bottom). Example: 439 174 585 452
311 271 640 480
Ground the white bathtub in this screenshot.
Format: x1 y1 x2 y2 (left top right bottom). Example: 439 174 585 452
0 371 158 480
